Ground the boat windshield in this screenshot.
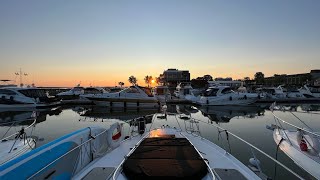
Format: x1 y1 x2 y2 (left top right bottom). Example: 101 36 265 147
204 88 219 96
84 88 102 94
0 89 17 95
18 89 47 98
221 88 232 94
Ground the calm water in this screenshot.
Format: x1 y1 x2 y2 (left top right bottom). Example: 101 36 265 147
1 104 320 179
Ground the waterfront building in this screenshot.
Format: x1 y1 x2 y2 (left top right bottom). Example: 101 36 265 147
264 69 320 86
159 69 190 90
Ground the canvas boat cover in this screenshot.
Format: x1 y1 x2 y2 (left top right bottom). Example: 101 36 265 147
123 137 208 179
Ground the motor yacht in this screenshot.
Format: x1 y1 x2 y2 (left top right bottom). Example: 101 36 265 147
197 86 258 106
174 82 200 103
86 86 159 108
299 85 320 98
153 85 171 103
0 87 60 110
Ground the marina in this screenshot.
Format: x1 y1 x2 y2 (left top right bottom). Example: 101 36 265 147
1 1 320 179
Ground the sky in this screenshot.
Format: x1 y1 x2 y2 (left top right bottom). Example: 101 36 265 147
0 0 319 87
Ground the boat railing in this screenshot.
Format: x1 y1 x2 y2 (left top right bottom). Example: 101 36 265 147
189 115 304 179
27 127 109 180
1 118 37 141
270 111 320 139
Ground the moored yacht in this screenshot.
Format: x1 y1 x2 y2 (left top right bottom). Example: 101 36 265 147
299 85 320 98
86 86 159 108
197 86 258 106
153 85 171 103
174 82 200 103
0 87 60 110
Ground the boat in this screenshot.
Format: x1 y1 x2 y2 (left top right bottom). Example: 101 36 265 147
197 86 258 106
0 112 37 165
299 85 320 98
57 86 108 104
86 86 160 108
174 82 199 103
269 104 320 179
0 87 61 110
153 85 171 103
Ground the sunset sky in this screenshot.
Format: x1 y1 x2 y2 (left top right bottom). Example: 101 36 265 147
1 0 319 87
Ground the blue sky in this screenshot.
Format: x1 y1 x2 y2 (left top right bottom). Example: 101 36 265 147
0 0 319 86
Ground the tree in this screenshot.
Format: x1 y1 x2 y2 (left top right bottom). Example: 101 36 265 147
203 75 213 81
144 75 153 87
244 77 250 81
155 77 161 85
118 82 124 87
254 72 265 84
128 76 137 86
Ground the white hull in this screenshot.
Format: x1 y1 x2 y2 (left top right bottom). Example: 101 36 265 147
273 129 320 179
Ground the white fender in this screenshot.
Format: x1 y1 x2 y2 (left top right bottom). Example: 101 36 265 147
107 123 123 149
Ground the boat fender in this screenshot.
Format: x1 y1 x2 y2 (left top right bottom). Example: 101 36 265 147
229 96 232 101
249 158 261 169
107 123 123 149
299 139 308 151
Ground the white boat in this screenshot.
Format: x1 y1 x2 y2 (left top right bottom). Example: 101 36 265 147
0 87 61 110
57 86 108 104
153 85 171 103
299 85 320 98
86 86 160 108
261 86 286 99
269 105 320 179
174 82 200 103
0 114 37 165
197 86 258 106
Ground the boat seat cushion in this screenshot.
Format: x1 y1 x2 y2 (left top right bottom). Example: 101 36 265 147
123 138 207 180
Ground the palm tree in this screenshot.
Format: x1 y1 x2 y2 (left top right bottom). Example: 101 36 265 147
144 75 153 87
128 76 137 86
118 82 124 87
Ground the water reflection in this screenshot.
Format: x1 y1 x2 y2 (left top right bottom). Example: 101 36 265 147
199 105 265 123
76 106 159 122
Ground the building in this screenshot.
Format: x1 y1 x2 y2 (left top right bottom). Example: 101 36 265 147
159 69 190 90
264 69 320 86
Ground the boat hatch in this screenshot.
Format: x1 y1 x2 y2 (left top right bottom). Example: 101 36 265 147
123 137 208 179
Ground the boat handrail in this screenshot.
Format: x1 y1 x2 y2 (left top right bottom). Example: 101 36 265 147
1 118 37 141
191 116 304 179
271 111 320 138
27 127 109 180
112 132 150 180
